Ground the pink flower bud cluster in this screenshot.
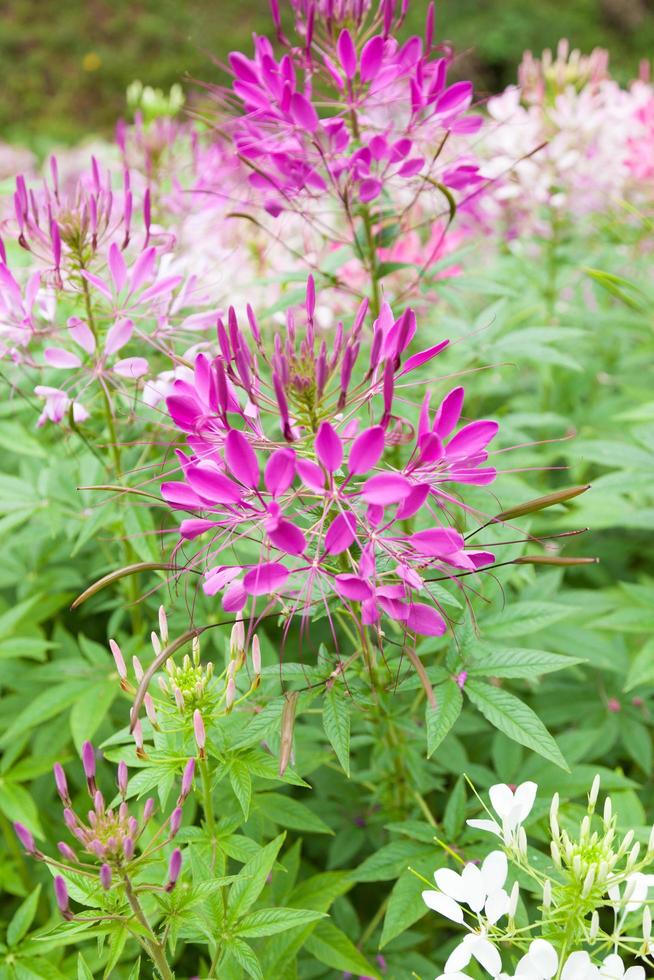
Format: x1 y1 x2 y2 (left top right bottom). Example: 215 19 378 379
13 740 194 903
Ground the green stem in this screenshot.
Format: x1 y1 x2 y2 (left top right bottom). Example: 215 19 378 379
123 874 174 980
199 757 217 851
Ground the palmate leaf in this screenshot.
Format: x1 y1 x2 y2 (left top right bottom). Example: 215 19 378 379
227 833 285 921
465 680 568 770
466 643 585 678
7 884 41 947
323 684 350 776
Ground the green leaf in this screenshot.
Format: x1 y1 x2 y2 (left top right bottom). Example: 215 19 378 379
7 885 41 946
467 644 584 678
0 680 90 746
103 926 128 978
465 680 568 770
426 682 462 757
0 781 44 836
229 761 252 820
624 639 654 692
443 777 466 839
380 871 429 948
254 793 332 835
236 907 325 937
69 682 117 751
323 686 350 777
77 956 94 980
227 938 264 980
481 602 571 638
227 834 285 921
304 921 381 978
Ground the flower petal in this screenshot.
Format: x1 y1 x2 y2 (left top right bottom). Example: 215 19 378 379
225 428 259 488
44 347 81 369
421 890 463 923
105 318 133 355
243 562 290 596
186 463 243 504
334 574 373 601
348 425 385 475
324 512 357 555
405 603 447 636
315 422 343 473
361 473 412 505
265 448 296 496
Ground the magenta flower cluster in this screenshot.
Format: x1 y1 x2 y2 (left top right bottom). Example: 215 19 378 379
223 0 483 215
161 278 498 637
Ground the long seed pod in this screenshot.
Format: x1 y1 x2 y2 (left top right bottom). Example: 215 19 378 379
72 562 175 609
279 691 299 776
495 485 590 522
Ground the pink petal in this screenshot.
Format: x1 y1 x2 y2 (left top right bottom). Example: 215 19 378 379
297 458 325 491
268 519 306 556
161 482 204 509
417 432 444 465
81 270 113 301
360 35 384 82
225 428 259 489
334 574 373 600
67 317 96 354
348 425 384 475
434 387 465 439
223 580 247 611
105 318 133 355
406 604 447 636
396 483 430 519
400 340 449 375
112 356 148 378
108 243 127 293
265 448 296 497
243 562 290 596
361 473 412 505
203 565 242 595
359 177 382 202
447 466 497 486
186 463 243 504
410 527 464 556
138 276 183 303
44 347 81 369
128 247 156 294
290 92 319 132
180 519 216 540
315 422 343 473
324 512 357 555
337 29 357 78
436 81 473 116
446 420 498 460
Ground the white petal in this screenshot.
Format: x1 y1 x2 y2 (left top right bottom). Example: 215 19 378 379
445 935 475 972
489 783 515 819
436 974 475 980
481 850 508 893
461 863 486 912
624 969 645 980
485 889 510 924
515 956 543 979
471 936 503 977
421 889 464 923
435 867 468 902
561 951 596 980
528 939 558 977
513 781 538 819
600 954 625 978
608 884 621 902
467 818 502 837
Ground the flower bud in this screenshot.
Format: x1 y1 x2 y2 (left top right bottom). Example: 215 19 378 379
603 797 613 824
179 758 195 802
230 619 245 658
57 841 78 862
166 848 182 891
252 634 261 676
549 792 560 839
143 798 155 822
54 876 72 919
132 656 144 682
542 879 551 910
123 836 135 860
14 822 36 855
581 866 595 898
144 693 158 728
590 910 599 940
174 686 185 711
192 635 201 665
100 864 112 890
589 773 600 809
151 631 161 657
81 741 96 793
94 790 105 814
551 841 561 868
508 880 519 918
53 763 70 805
226 676 236 711
193 709 206 755
63 808 77 832
158 605 168 645
117 761 128 797
169 807 183 837
133 719 145 756
110 639 127 683
644 905 652 942
158 676 170 695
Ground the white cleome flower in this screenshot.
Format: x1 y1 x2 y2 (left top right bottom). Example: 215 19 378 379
510 942 599 980
443 932 503 977
422 850 512 925
599 953 645 980
608 871 654 914
467 781 537 845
